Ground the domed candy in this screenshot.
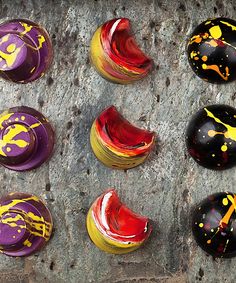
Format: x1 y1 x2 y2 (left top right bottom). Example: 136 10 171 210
0 192 53 257
90 106 156 169
90 18 153 84
0 106 54 171
86 189 152 254
186 104 236 170
0 19 53 83
192 192 236 258
187 18 236 83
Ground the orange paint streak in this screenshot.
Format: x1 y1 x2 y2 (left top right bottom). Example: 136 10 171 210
189 33 209 45
208 130 224 137
220 195 236 226
202 64 229 81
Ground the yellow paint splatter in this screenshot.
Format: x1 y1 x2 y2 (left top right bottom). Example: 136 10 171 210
220 194 236 227
209 25 222 39
21 116 25 121
0 36 23 68
6 43 16 53
220 21 236 31
19 22 33 35
223 198 229 206
0 124 29 157
23 239 32 247
199 223 204 228
30 122 41 129
6 147 11 152
205 108 236 141
0 196 52 240
0 112 14 130
190 51 198 59
221 144 228 152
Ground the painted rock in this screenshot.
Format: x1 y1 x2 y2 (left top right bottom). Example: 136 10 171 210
90 105 156 169
192 192 236 258
86 189 152 254
0 192 53 257
0 19 53 83
187 17 236 84
0 106 54 171
186 104 236 170
90 18 153 84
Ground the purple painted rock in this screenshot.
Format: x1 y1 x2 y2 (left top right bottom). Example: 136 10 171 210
0 19 53 83
0 192 53 257
0 106 55 171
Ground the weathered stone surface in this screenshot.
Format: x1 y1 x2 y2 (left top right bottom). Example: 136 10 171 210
0 0 236 282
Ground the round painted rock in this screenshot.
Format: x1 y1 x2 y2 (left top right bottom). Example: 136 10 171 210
187 17 236 83
0 106 54 171
0 19 53 83
186 104 236 170
192 192 236 258
0 192 53 257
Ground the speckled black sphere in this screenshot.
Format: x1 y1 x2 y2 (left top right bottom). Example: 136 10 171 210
186 104 236 170
187 17 236 84
192 192 236 258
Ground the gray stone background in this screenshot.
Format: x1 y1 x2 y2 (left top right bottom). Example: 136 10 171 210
0 0 236 282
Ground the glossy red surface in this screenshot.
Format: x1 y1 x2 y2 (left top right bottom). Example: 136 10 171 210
96 106 155 155
92 189 152 243
101 18 152 74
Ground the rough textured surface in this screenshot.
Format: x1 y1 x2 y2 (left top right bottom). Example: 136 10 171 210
0 0 236 282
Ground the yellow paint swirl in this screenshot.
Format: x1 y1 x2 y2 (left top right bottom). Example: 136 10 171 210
0 195 52 241
86 207 141 254
0 124 29 157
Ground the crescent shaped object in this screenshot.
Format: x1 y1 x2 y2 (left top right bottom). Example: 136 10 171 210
90 106 156 169
90 18 153 84
0 106 55 171
0 19 53 83
0 192 53 257
86 189 152 254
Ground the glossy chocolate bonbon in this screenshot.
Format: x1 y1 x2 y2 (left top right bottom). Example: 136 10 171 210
90 18 153 84
0 19 53 83
187 17 236 84
192 192 236 258
186 104 236 170
90 106 155 169
86 189 152 254
0 106 54 171
0 192 53 257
